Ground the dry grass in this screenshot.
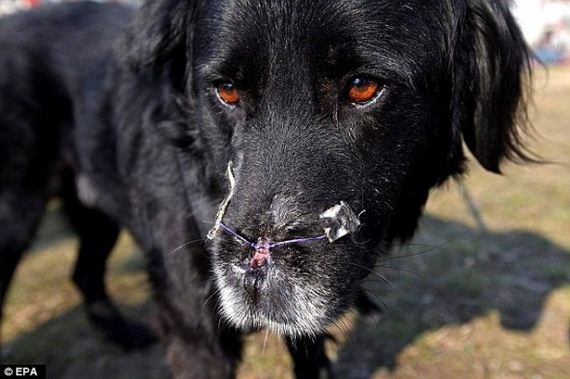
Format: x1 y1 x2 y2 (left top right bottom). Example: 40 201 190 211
2 68 569 379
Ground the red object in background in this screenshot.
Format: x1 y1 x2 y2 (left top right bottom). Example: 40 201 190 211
26 0 41 6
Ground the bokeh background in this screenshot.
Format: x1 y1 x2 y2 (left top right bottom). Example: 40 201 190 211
1 1 569 378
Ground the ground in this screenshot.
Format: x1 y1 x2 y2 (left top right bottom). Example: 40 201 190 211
2 68 569 379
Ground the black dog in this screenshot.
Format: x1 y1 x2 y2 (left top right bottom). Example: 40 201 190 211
0 0 532 377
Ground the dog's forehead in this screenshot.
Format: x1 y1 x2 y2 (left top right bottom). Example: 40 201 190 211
195 0 448 84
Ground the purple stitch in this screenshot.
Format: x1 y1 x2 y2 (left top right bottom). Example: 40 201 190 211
219 222 327 251
219 223 255 248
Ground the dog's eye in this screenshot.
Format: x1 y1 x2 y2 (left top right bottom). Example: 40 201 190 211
346 77 383 105
216 82 240 105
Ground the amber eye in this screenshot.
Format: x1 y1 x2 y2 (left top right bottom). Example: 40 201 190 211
346 77 382 105
217 82 240 105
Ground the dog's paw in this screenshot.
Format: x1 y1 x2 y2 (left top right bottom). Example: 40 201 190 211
86 299 157 350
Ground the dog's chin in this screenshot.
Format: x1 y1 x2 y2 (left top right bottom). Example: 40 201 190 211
213 264 340 337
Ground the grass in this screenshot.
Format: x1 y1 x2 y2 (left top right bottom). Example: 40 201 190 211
2 67 569 378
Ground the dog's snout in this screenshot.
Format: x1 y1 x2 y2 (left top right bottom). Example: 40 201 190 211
250 253 268 269
250 240 271 269
243 255 269 300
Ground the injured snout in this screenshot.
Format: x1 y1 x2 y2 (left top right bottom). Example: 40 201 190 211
208 162 363 250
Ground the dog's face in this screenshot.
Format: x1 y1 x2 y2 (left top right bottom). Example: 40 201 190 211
128 0 530 336
193 0 457 335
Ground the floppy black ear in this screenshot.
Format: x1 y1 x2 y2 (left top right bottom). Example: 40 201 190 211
452 0 533 173
123 0 194 72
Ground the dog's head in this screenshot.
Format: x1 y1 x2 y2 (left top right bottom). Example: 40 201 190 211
126 0 532 336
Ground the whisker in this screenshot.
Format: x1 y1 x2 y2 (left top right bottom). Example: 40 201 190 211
263 328 270 354
373 264 424 279
168 238 207 256
360 289 391 314
391 242 441 248
346 262 395 289
204 286 220 307
332 317 352 342
375 237 458 264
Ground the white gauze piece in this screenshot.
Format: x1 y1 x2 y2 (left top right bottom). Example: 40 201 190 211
207 162 236 240
319 201 362 242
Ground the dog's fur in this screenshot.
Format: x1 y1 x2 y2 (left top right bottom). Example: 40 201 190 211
0 0 532 377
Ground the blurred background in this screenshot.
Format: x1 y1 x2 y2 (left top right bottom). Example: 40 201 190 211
1 1 569 378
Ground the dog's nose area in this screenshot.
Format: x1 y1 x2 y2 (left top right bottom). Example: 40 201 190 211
250 238 271 269
243 240 272 299
250 251 268 269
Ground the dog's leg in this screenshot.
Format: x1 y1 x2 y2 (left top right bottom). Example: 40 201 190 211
163 322 243 379
61 177 156 350
285 335 334 379
70 208 157 350
0 190 48 360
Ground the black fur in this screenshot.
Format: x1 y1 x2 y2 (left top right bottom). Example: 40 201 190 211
0 1 532 377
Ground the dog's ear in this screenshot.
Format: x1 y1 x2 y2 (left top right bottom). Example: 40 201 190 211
451 0 534 173
123 0 195 72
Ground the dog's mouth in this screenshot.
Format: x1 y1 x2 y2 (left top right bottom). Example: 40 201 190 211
213 246 340 336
